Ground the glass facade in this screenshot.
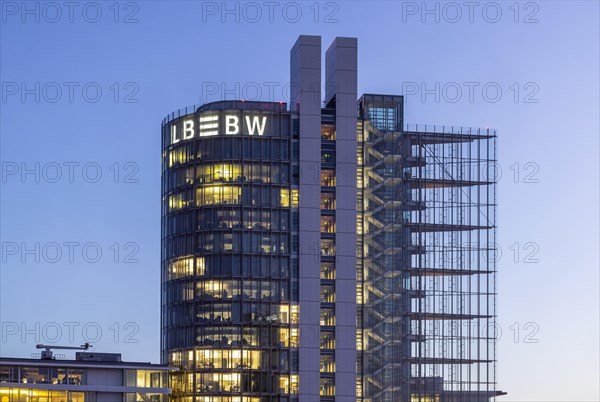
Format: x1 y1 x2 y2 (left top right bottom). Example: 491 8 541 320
161 101 300 401
0 389 86 402
0 359 171 402
318 111 337 402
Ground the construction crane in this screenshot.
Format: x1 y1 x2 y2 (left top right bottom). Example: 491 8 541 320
36 343 92 360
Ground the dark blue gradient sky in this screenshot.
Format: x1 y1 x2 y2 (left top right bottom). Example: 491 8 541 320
1 1 598 400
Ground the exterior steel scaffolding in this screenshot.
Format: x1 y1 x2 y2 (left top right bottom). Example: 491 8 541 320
357 94 504 402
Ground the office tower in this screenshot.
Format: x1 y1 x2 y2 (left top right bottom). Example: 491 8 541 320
161 35 502 402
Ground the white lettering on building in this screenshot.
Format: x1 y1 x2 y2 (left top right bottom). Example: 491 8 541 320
183 120 194 140
171 125 180 144
199 115 219 137
245 116 267 136
225 115 239 135
170 113 268 144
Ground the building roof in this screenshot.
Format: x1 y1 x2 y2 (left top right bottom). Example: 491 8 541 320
0 356 177 371
196 100 288 113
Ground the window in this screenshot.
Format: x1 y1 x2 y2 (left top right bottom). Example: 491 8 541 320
169 194 183 210
197 303 233 322
196 280 288 302
321 124 336 140
320 330 336 349
321 150 335 165
168 145 192 167
320 262 336 279
320 170 336 187
243 163 272 183
280 189 290 207
320 308 336 326
320 239 336 257
320 193 336 210
196 186 241 206
195 349 260 370
279 374 299 394
197 280 240 299
243 210 271 230
168 256 202 279
320 216 336 233
320 285 336 303
196 163 242 183
197 372 241 393
279 327 299 348
320 377 335 396
290 305 299 325
125 370 168 388
320 354 336 373
198 209 241 230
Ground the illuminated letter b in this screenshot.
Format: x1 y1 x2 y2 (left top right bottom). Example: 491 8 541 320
225 115 239 134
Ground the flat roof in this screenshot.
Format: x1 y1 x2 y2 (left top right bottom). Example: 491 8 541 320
0 357 177 371
197 100 288 113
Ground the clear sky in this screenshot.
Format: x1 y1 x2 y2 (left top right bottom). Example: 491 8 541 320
1 1 598 400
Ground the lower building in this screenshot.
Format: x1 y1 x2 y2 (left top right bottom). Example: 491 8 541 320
0 353 175 402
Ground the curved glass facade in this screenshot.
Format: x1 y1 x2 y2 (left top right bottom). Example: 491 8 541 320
161 101 299 402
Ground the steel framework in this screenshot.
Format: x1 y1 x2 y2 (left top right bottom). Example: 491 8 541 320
357 94 503 402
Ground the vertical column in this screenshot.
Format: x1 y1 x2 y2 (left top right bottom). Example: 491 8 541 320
291 34 322 402
325 37 358 402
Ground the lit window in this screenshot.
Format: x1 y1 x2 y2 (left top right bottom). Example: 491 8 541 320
169 351 182 366
279 374 299 395
168 257 195 279
197 280 237 299
320 308 336 326
320 216 336 233
290 305 299 325
278 327 299 348
320 354 336 373
194 349 260 370
196 186 241 206
196 257 205 276
320 170 336 186
320 377 335 396
320 239 336 256
280 189 290 207
320 285 336 303
213 164 241 182
279 304 289 323
320 263 336 279
168 147 189 167
321 124 336 140
320 193 336 210
320 331 336 349
169 194 183 210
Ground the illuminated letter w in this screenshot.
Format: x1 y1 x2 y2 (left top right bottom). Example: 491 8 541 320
245 116 267 136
